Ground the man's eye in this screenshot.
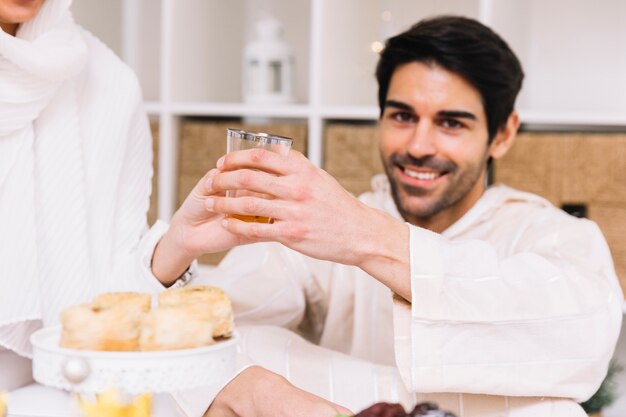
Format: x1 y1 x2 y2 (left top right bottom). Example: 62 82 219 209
440 119 464 129
392 112 414 122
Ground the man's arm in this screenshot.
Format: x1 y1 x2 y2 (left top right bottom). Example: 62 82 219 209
395 217 623 401
207 148 413 300
206 148 623 401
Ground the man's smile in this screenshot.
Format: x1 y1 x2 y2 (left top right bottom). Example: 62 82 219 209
394 163 450 190
402 166 443 181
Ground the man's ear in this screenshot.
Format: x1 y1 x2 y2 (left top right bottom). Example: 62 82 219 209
488 111 520 160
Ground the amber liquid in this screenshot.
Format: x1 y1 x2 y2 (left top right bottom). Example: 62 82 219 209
229 214 272 223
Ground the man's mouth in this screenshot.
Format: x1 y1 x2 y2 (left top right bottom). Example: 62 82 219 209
403 168 441 180
400 166 446 182
388 154 455 190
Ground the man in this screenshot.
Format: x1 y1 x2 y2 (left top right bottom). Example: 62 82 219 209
174 16 622 417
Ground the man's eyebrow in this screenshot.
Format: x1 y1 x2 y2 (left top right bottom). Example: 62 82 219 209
437 110 477 120
384 100 413 112
384 101 477 121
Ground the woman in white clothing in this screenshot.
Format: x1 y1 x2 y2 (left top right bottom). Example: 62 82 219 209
0 1 350 416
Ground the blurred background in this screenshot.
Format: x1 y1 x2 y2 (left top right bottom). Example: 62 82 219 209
71 1 626 415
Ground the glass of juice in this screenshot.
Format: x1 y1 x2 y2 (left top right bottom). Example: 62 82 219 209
225 128 293 223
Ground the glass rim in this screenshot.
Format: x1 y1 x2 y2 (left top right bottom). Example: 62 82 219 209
227 128 293 146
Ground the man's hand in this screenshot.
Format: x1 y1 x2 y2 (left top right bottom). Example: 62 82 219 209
205 366 352 417
206 149 411 300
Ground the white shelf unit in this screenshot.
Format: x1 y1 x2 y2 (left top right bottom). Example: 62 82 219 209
72 0 626 220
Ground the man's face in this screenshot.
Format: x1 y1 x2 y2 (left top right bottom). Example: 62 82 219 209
379 62 492 231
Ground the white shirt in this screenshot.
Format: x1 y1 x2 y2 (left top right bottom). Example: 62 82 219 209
194 175 623 417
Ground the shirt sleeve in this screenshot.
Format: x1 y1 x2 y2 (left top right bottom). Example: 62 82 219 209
170 352 254 417
192 242 321 334
172 246 326 417
393 216 623 402
171 325 414 417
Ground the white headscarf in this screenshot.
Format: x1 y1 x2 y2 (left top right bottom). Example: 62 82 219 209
0 0 91 356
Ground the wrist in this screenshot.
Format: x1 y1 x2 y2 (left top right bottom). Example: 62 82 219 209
356 210 411 300
353 207 404 266
151 226 197 286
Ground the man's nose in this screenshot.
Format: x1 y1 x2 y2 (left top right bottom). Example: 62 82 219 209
407 122 437 159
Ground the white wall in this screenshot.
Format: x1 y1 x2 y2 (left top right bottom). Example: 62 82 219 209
523 0 626 114
70 0 121 56
70 0 626 117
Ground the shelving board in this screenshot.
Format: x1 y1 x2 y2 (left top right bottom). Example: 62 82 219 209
145 102 626 129
518 109 626 129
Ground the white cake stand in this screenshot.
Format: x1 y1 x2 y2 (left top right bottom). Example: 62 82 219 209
31 326 238 395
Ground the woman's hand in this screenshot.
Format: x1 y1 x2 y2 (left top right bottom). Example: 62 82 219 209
171 168 255 255
151 169 254 286
205 366 352 417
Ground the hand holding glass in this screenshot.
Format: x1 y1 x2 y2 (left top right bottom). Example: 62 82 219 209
225 128 293 223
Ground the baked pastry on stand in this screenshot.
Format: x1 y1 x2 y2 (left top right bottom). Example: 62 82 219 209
158 285 234 338
139 306 215 351
59 302 145 351
92 292 151 312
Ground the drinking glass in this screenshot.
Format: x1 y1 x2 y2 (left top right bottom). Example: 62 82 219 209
225 128 293 223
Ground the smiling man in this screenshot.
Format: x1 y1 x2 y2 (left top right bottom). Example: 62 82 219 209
182 16 623 417
379 62 513 232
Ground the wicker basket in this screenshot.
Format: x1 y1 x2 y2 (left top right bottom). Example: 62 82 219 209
494 132 626 292
148 120 160 227
324 122 383 197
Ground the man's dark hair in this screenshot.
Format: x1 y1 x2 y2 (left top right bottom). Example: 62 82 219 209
375 16 524 142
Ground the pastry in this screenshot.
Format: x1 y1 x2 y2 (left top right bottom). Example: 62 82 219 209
158 285 234 338
60 303 145 351
92 292 151 312
59 286 233 352
139 306 214 351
